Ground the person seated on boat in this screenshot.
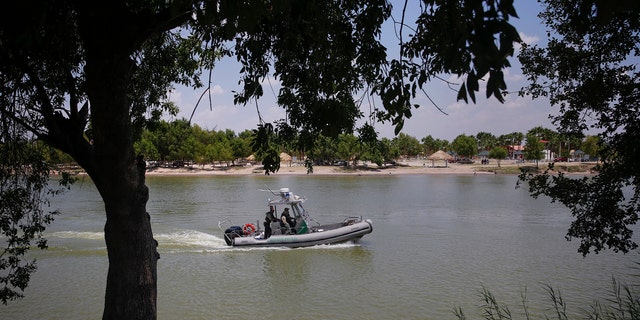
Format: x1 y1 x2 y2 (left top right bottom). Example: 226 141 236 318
280 208 296 234
263 206 277 238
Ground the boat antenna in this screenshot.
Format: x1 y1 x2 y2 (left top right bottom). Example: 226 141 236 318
263 185 278 196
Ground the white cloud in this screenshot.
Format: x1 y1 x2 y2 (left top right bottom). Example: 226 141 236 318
519 32 540 46
211 84 224 95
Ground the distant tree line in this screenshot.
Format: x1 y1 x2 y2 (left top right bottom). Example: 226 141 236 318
122 119 600 167
132 119 253 166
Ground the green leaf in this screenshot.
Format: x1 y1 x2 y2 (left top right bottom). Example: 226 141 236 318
457 82 469 103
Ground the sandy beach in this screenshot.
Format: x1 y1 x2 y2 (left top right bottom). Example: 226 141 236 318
144 160 597 176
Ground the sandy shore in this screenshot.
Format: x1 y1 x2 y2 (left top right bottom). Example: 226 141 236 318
144 160 597 176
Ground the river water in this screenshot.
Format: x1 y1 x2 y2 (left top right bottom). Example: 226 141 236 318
3 174 638 319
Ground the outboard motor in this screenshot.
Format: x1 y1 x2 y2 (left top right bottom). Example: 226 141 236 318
224 226 243 246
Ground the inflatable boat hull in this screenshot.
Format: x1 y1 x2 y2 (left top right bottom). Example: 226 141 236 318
232 219 373 248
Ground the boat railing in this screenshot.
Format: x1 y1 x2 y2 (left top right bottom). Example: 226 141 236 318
217 219 230 233
304 215 322 228
342 216 363 226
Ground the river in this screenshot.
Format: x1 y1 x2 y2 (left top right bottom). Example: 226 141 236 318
3 174 638 319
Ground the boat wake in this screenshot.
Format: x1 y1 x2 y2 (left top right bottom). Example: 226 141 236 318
46 229 361 254
155 230 229 252
49 230 104 240
46 229 229 253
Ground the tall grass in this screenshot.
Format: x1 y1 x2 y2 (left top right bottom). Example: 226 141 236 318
454 262 640 320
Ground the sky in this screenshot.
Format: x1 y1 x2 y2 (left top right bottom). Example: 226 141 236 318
168 1 553 142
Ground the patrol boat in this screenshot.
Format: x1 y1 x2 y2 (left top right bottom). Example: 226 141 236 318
219 187 373 248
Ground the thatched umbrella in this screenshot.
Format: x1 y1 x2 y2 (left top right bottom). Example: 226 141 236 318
427 150 452 167
279 152 292 162
279 152 293 166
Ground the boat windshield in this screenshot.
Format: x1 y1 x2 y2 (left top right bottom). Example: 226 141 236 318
290 204 302 218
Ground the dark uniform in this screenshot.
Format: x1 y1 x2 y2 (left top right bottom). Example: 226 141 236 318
263 206 277 238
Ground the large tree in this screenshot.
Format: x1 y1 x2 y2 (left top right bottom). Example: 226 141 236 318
392 132 422 158
580 135 600 160
451 133 478 158
518 0 640 256
475 131 497 151
0 0 520 318
523 133 544 167
488 146 508 167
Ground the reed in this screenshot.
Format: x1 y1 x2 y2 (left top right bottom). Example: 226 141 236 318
454 265 640 320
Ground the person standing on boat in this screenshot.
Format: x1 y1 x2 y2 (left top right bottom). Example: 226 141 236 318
263 206 277 238
281 208 296 234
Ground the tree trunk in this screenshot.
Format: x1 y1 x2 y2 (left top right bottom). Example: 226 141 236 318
102 180 157 320
88 84 158 320
78 9 159 318
87 67 158 320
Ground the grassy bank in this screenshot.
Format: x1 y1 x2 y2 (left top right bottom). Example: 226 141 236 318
475 162 598 175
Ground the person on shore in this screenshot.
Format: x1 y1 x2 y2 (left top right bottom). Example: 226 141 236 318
263 206 277 238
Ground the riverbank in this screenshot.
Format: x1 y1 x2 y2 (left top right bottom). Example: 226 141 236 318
143 160 598 176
